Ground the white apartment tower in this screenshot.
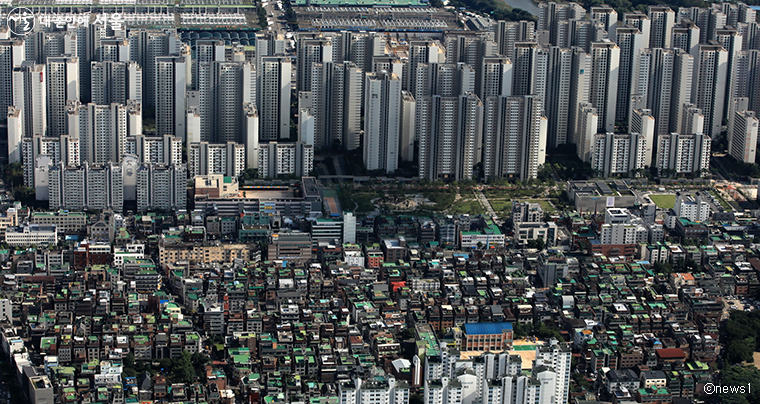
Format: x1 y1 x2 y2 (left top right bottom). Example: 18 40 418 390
46 56 80 137
11 63 47 137
364 71 402 174
418 93 484 181
623 12 651 47
188 142 246 177
546 47 590 148
127 134 182 165
128 29 179 110
589 41 620 132
634 48 694 135
648 6 676 48
135 163 187 211
728 98 759 163
512 42 548 99
257 142 314 178
296 36 333 92
494 20 536 60
308 61 363 150
90 60 142 105
259 56 292 141
629 109 656 165
196 61 256 142
0 38 26 119
483 95 547 180
591 132 647 176
693 44 728 137
655 132 711 176
615 27 646 123
155 54 189 137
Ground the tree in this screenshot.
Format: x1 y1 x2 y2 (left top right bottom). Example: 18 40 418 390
124 353 135 369
726 337 755 364
172 351 196 384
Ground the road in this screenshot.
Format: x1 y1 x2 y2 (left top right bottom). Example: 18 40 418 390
261 0 286 33
475 187 502 224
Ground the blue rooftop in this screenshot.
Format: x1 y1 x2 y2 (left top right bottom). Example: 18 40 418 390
464 322 513 335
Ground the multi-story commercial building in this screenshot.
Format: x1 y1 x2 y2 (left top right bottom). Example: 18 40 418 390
5 224 57 246
268 231 313 262
31 211 87 234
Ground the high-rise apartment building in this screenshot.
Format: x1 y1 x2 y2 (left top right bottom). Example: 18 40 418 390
66 101 141 164
136 163 187 211
196 60 256 142
259 56 291 141
483 95 547 180
297 35 333 92
90 60 142 105
693 44 729 137
728 97 759 163
11 63 47 137
0 38 26 119
127 134 183 165
634 48 693 135
494 20 536 60
155 53 189 137
648 6 676 48
128 29 180 110
188 141 245 177
655 132 711 175
591 132 647 176
364 71 401 174
615 27 646 123
306 61 363 150
589 41 620 132
48 162 123 211
257 142 314 178
46 56 79 137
